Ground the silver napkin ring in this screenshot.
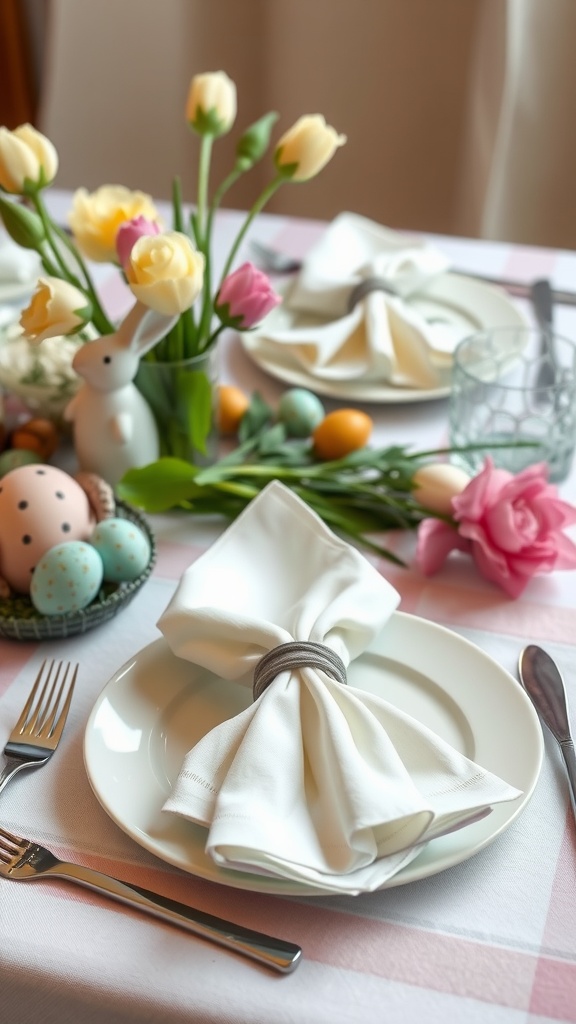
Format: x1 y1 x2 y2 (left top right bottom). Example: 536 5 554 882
252 641 347 701
347 276 400 312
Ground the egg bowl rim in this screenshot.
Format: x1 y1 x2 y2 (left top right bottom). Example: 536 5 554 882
0 500 156 641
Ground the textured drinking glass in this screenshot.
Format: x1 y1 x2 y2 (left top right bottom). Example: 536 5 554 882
449 327 576 482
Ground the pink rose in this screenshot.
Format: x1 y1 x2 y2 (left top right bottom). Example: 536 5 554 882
215 262 281 330
416 458 576 597
115 216 161 269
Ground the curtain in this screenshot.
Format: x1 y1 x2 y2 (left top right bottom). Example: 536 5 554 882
36 0 576 249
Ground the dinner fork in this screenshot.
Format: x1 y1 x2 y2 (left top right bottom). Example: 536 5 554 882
0 825 302 973
0 659 77 797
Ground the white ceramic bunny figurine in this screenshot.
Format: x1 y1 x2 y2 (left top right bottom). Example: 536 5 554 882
65 301 178 486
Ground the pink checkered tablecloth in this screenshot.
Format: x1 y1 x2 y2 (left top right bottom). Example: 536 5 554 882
1 197 575 1023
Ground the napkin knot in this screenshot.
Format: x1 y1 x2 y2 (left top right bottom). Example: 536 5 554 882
252 641 347 701
347 276 401 311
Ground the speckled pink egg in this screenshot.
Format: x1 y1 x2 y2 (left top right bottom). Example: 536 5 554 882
0 465 95 594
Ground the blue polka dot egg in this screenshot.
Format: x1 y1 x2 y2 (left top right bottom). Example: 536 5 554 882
90 517 151 583
31 541 103 615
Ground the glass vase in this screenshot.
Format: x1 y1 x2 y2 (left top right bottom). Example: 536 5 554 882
135 347 218 464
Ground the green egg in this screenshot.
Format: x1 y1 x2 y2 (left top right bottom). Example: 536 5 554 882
0 449 42 477
278 388 325 437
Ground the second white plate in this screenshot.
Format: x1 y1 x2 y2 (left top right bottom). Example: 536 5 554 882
242 274 527 403
84 612 543 896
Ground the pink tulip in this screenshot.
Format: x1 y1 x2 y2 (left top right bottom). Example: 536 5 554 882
215 262 281 330
416 457 576 598
115 216 161 269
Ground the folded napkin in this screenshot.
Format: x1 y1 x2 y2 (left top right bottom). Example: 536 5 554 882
0 231 41 286
159 481 521 894
251 212 460 389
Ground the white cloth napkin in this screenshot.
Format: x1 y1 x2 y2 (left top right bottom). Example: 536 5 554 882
250 212 459 389
0 231 41 286
159 481 521 894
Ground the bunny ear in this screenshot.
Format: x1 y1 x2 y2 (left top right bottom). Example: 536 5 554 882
116 302 179 356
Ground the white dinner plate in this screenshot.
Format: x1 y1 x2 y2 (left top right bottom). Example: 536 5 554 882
241 274 527 403
84 612 543 896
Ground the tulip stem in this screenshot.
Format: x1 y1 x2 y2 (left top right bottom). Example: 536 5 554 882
32 193 114 335
218 174 284 287
196 135 213 249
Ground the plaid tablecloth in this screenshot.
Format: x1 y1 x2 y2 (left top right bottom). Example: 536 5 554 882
1 202 575 1023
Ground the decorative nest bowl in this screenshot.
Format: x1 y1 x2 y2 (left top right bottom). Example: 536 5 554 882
0 501 155 641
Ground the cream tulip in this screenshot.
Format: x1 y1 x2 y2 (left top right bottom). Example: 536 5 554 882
20 277 92 344
275 115 346 181
412 463 471 516
186 71 237 136
69 185 159 262
0 124 58 194
126 231 205 315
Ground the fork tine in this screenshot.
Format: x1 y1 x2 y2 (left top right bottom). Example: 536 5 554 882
14 660 78 741
0 825 23 857
12 659 54 733
45 663 78 745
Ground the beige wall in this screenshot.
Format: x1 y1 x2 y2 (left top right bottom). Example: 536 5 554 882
38 0 484 236
32 0 576 249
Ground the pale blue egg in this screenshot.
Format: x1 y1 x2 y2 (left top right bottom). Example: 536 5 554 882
278 388 325 437
30 541 103 616
90 517 151 583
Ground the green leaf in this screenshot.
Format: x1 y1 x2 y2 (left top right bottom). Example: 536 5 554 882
238 392 274 442
257 422 287 454
189 107 230 137
235 112 279 170
0 195 45 249
117 458 199 512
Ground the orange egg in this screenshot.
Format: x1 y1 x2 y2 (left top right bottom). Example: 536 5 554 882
312 409 373 460
217 385 250 436
11 417 60 459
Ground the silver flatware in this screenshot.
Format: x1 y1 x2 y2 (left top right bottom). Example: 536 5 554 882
518 645 576 820
249 239 303 274
530 278 557 393
0 660 77 797
249 239 576 306
0 825 302 973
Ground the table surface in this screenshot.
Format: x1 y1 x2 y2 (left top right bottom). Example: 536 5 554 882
1 196 576 1024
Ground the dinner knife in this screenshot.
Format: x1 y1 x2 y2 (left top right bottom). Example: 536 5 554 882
452 270 576 305
518 645 576 821
530 278 557 392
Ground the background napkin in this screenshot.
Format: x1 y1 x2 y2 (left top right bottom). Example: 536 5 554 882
159 481 521 894
250 213 455 389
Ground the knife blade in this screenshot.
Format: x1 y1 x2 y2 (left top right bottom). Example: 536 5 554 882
452 270 576 306
518 645 576 821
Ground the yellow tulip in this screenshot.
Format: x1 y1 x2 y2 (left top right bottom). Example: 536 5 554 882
275 115 346 181
68 185 159 262
412 463 471 515
186 71 237 136
126 231 205 315
0 124 58 194
20 277 91 344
